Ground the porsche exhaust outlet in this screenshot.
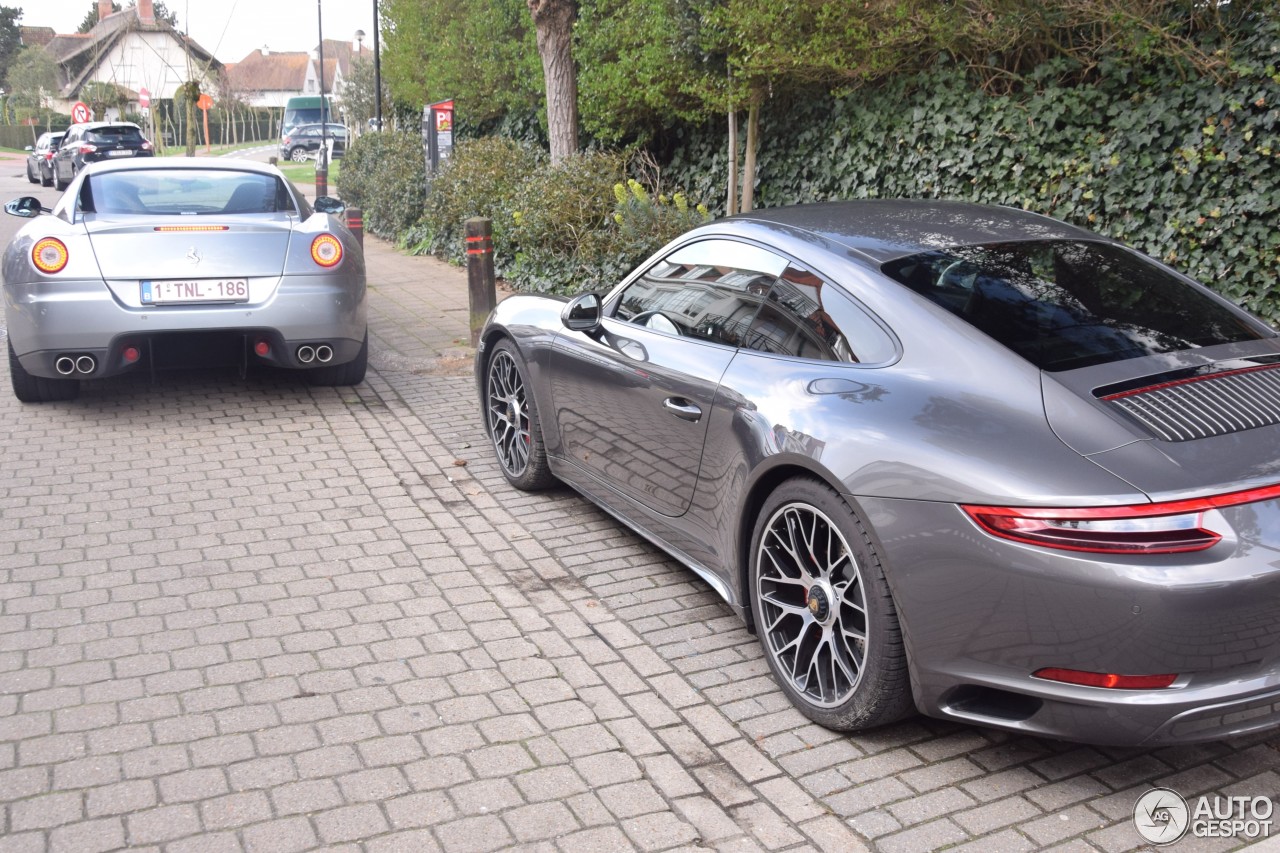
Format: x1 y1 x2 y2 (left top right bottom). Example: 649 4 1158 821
55 356 75 375
75 356 96 374
297 345 316 364
315 345 333 363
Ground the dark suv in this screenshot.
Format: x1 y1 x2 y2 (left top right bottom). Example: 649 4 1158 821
25 131 66 187
54 122 153 190
280 123 347 162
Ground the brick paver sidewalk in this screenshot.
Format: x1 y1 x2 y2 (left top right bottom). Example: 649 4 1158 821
0 231 1275 852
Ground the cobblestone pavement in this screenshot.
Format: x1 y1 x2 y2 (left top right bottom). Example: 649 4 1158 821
1 231 1278 853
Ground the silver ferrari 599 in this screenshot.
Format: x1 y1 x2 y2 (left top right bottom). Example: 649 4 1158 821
4 157 366 402
477 200 1280 746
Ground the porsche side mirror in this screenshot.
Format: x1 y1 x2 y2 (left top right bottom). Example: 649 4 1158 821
314 196 345 214
561 292 603 333
5 196 46 218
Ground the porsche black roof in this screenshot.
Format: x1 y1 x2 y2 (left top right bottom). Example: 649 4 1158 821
727 200 1103 263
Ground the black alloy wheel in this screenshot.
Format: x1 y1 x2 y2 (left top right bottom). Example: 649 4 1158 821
484 339 555 491
751 477 913 731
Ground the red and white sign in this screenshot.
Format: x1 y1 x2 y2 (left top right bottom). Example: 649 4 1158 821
71 101 90 123
138 87 150 108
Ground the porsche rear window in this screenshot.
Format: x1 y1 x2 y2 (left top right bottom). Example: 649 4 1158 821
87 171 292 216
882 240 1271 371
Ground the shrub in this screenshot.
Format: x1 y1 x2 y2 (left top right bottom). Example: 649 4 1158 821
506 150 631 293
335 131 426 238
408 137 545 273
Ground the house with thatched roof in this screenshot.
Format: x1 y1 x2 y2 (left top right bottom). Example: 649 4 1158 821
43 0 221 117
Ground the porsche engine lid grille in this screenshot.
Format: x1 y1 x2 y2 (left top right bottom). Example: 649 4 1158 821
1103 364 1280 442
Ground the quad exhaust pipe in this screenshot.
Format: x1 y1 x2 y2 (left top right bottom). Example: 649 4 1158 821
296 344 334 364
55 355 96 375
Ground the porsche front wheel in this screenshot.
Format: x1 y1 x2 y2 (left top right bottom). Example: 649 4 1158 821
484 339 555 491
750 478 913 731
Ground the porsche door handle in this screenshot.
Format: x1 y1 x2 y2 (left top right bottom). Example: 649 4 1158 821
663 398 702 422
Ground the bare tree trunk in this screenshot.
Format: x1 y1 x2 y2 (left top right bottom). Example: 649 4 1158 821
528 0 578 164
185 99 197 156
726 111 738 216
741 99 760 212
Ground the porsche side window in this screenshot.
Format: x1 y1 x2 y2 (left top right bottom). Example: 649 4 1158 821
744 266 895 364
614 240 787 347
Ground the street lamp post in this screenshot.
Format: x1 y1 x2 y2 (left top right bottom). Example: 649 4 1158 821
316 0 329 197
373 0 382 131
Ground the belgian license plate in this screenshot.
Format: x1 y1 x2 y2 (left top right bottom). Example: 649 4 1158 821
107 149 133 157
142 279 249 304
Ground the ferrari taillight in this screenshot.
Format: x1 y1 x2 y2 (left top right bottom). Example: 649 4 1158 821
310 234 343 268
32 238 68 274
961 482 1280 554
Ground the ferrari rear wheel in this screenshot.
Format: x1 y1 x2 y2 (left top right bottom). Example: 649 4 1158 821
751 477 912 731
305 330 368 386
485 339 555 491
8 340 79 403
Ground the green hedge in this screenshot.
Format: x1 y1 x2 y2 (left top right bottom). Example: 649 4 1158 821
400 144 710 294
668 18 1280 321
335 131 427 239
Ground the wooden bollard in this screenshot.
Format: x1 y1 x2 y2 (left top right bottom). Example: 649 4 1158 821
344 208 364 249
465 217 497 347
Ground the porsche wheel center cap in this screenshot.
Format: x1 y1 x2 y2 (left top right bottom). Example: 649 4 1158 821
806 585 830 622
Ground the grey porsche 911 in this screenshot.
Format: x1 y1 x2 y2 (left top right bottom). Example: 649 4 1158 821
477 200 1280 746
4 157 366 402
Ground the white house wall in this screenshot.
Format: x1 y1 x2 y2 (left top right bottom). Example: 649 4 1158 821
54 30 216 116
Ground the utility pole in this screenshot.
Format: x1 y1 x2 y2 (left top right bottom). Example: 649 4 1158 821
372 0 382 130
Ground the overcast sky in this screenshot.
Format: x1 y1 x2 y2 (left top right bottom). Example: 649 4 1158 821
11 0 379 65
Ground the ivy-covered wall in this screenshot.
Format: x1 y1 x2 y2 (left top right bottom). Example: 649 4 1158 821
667 19 1280 321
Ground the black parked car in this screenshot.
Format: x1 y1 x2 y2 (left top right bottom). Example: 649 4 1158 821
25 132 65 187
53 122 153 190
280 123 347 162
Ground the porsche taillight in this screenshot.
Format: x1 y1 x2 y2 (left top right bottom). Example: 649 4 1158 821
961 482 1280 555
32 237 68 274
310 234 343 268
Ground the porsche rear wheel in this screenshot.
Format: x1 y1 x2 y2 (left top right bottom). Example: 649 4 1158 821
8 340 79 403
485 339 555 491
751 478 912 731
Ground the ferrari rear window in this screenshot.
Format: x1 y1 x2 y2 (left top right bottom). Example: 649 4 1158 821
882 240 1271 371
88 170 292 216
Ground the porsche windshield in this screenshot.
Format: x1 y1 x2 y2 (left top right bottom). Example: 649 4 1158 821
86 170 292 216
882 240 1271 371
